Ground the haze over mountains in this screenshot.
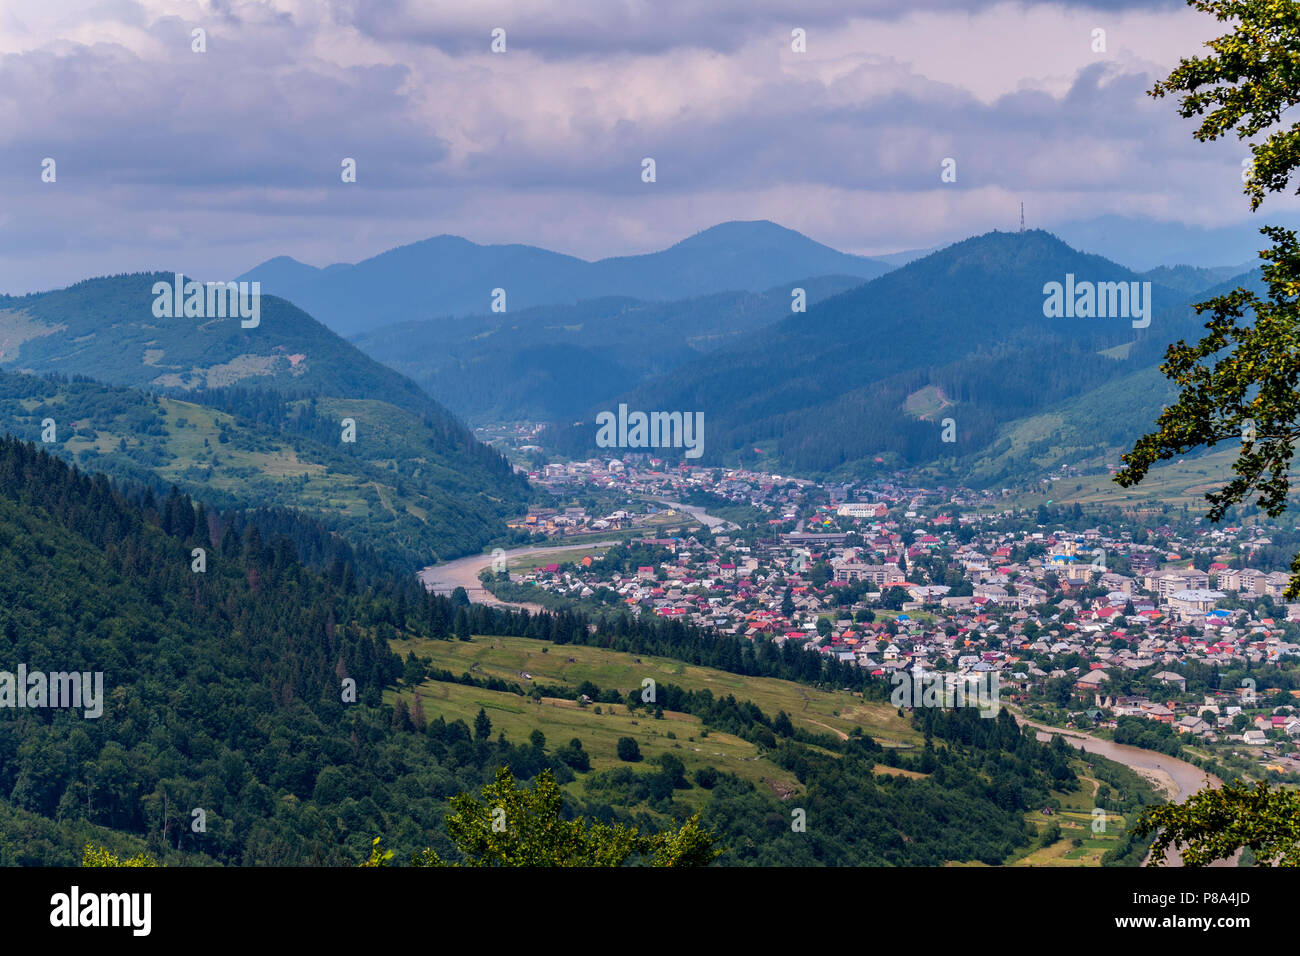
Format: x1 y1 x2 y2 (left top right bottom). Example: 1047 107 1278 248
354 274 868 422
593 230 1257 479
1051 213 1300 273
0 218 1269 539
238 220 895 336
281 218 1260 485
522 229 1259 482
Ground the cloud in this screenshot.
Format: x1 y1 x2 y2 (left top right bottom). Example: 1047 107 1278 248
0 0 1278 293
336 0 1187 58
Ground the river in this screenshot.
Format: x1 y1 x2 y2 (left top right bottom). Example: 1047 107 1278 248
418 499 727 610
649 499 739 531
1016 713 1236 867
417 538 622 613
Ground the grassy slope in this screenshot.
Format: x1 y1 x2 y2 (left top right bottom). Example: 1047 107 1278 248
388 632 1151 866
7 377 518 564
386 632 922 811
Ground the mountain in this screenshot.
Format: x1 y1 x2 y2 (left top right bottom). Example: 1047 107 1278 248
1137 263 1256 296
0 272 437 417
544 230 1202 476
1050 213 1300 272
585 221 891 299
0 274 530 565
871 246 942 268
238 220 894 336
957 264 1265 486
240 254 325 289
352 274 868 423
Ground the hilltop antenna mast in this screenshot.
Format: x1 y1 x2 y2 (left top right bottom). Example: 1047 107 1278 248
1019 202 1025 233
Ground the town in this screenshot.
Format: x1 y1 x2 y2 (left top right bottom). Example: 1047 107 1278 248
476 440 1300 787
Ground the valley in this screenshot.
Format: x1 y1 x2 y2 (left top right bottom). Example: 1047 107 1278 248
0 219 1289 876
9 0 1300 931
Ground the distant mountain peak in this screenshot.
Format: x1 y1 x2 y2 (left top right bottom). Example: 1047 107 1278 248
237 220 895 335
669 219 850 253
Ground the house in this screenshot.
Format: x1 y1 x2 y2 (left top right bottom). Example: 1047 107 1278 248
1177 715 1210 735
1152 670 1187 692
907 584 951 602
1142 703 1176 723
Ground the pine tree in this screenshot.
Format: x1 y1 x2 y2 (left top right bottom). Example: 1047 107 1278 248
392 697 413 733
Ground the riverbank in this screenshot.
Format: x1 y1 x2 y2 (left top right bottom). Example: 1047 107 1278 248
418 498 726 612
417 538 623 614
1014 711 1237 867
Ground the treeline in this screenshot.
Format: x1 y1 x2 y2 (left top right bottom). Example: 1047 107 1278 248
695 708 1071 865
431 601 892 696
1112 715 1186 758
510 671 843 752
0 368 532 570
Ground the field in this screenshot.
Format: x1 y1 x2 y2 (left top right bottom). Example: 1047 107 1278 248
950 769 1132 867
390 677 778 811
1034 448 1241 510
903 384 954 421
401 632 917 744
386 633 1145 865
386 631 923 809
1008 772 1129 866
509 546 614 572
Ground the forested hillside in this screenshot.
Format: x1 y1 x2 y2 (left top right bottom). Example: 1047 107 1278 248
353 275 865 423
0 273 437 417
544 230 1213 477
0 367 527 568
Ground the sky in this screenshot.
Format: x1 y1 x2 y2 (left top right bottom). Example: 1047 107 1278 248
0 0 1294 293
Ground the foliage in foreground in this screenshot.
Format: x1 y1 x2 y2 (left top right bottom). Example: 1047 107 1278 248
82 844 159 867
1135 779 1300 867
369 767 722 867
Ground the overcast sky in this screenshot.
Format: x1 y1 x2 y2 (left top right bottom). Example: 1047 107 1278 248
0 0 1292 293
